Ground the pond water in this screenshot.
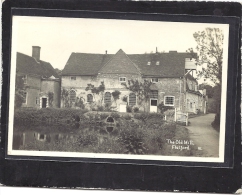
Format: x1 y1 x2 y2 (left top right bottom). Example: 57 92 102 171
13 120 119 151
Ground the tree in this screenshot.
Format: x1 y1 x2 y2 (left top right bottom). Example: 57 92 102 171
187 28 223 85
198 84 214 98
85 82 105 105
188 28 224 129
54 68 62 76
122 79 153 111
15 75 25 108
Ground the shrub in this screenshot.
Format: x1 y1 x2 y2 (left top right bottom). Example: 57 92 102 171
100 113 109 120
97 105 104 111
122 96 128 103
158 102 170 113
211 113 220 131
110 112 120 120
77 131 98 147
92 107 97 111
118 125 147 154
14 108 88 125
133 107 139 113
75 97 85 109
104 103 111 111
126 106 132 113
134 113 149 122
123 114 131 120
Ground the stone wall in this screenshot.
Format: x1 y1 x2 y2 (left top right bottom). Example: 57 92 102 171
41 80 61 108
61 75 186 112
22 75 41 108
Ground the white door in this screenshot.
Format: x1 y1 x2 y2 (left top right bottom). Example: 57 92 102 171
150 99 158 113
119 104 126 112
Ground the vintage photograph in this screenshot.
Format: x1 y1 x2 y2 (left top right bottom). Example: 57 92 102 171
7 16 229 163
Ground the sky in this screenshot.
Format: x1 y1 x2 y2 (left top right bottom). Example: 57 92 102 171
12 16 228 73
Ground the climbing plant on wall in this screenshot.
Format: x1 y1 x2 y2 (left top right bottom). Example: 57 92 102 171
85 82 105 105
61 88 70 108
48 92 54 107
112 90 121 106
122 79 153 111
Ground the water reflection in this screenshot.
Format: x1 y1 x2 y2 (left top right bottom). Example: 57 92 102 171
12 123 119 150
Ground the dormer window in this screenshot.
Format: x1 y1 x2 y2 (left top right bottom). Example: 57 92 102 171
119 77 126 82
156 61 160 65
70 76 76 80
151 78 158 83
147 62 151 65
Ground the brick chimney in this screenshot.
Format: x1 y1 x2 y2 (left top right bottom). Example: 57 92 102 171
32 46 41 61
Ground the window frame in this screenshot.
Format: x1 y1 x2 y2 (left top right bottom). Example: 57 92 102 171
22 91 27 104
147 61 151 65
128 92 137 106
164 96 175 106
151 78 159 83
156 61 160 65
23 75 27 84
69 90 76 103
87 94 93 103
104 92 112 104
119 77 126 83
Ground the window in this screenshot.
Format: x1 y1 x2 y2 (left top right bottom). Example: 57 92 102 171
151 78 158 83
195 85 198 91
129 93 136 106
156 61 160 65
164 96 175 106
87 94 93 103
23 75 27 84
119 77 126 82
22 91 27 104
36 97 38 104
69 90 76 103
104 92 111 104
70 76 76 80
147 62 151 65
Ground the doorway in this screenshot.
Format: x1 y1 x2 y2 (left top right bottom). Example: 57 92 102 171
150 99 158 113
42 98 47 108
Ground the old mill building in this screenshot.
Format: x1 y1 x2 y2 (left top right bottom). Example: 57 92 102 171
61 49 207 113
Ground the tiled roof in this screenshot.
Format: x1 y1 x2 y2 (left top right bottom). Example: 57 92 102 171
62 53 112 76
16 52 59 78
99 49 140 75
128 53 193 77
62 50 195 77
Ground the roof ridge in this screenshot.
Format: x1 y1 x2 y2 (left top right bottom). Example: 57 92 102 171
98 49 141 74
121 50 141 74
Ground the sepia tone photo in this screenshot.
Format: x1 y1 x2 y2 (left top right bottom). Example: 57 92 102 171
7 16 229 163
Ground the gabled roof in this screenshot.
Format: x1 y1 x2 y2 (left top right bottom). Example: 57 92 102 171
16 52 59 78
62 50 195 77
62 53 112 76
99 49 140 75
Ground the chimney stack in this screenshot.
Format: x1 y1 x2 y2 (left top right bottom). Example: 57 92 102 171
105 50 107 54
156 47 158 53
32 46 41 61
